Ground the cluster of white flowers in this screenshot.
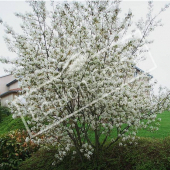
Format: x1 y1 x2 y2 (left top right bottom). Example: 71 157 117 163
80 143 94 160
1 0 170 163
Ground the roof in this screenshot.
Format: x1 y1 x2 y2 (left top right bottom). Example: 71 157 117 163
6 79 18 87
0 90 20 98
134 66 153 79
0 74 11 78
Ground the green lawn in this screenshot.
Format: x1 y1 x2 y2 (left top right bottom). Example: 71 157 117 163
0 114 26 136
137 111 170 138
0 111 170 138
88 111 170 142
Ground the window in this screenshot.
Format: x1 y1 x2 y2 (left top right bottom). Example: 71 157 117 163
134 71 137 77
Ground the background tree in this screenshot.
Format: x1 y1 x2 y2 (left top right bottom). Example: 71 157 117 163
0 0 170 163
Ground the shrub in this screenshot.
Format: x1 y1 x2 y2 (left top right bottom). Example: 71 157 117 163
19 137 170 170
19 146 58 170
0 106 10 122
0 130 39 170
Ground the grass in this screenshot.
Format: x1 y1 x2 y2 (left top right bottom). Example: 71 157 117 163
0 114 26 136
137 111 170 138
87 111 170 144
0 111 170 138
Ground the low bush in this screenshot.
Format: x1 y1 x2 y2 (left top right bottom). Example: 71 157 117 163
0 106 10 122
0 130 40 170
19 146 58 170
19 137 170 170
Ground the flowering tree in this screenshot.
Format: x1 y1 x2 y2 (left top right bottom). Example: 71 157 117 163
1 1 170 163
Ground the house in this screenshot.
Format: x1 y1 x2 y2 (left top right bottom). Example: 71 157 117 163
133 66 153 96
134 66 153 79
0 74 21 106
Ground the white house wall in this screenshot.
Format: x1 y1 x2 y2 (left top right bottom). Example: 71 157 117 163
0 75 15 94
1 94 14 106
9 82 19 90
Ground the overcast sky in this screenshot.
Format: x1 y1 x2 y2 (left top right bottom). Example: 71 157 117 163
0 1 170 93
